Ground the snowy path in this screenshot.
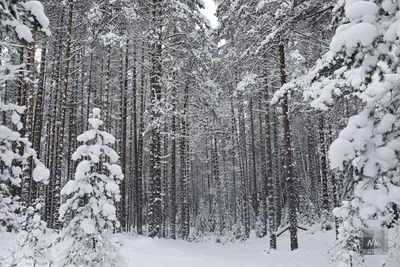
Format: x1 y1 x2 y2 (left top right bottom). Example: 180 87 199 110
0 230 397 267
122 238 328 267
120 231 333 267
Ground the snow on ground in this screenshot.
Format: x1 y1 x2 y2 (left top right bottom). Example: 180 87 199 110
0 229 398 267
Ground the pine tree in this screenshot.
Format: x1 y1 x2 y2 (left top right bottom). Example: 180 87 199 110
58 108 125 267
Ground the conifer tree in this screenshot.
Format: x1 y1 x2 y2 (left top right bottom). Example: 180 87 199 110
304 1 400 266
58 108 125 267
0 0 50 234
6 199 51 267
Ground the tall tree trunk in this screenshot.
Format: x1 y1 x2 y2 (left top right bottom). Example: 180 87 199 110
148 0 163 238
319 114 331 231
53 0 74 229
162 122 168 238
136 44 146 236
258 91 267 237
130 42 138 232
230 95 237 224
306 116 320 216
212 135 222 235
180 84 190 240
67 52 78 182
104 44 111 131
279 44 298 251
31 45 47 203
264 71 277 250
86 51 94 123
170 88 177 239
328 125 339 237
120 45 128 232
25 28 36 139
273 109 282 228
238 92 250 238
249 99 258 218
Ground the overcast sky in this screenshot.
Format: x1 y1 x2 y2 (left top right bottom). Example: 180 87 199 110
201 0 218 28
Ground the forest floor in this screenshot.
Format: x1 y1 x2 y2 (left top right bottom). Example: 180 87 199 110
0 228 398 267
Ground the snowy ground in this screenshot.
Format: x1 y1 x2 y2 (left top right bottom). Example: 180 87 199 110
0 229 398 267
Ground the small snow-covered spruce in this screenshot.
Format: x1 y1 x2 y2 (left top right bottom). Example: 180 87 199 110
6 198 51 267
314 1 400 266
58 108 125 267
328 200 365 267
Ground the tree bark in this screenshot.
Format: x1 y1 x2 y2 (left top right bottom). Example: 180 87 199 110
279 44 298 251
148 0 163 238
264 71 277 249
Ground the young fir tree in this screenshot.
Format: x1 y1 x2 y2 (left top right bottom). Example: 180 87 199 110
58 108 125 267
6 198 51 267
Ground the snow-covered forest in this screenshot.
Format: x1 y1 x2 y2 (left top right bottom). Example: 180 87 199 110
1 0 400 266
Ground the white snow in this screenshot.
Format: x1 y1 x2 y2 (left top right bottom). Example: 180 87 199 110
11 113 20 125
344 23 378 48
22 1 50 36
32 163 50 183
80 218 96 234
237 73 257 92
0 229 397 267
105 180 120 195
102 202 116 219
15 25 33 43
345 1 379 21
60 180 76 196
329 139 355 170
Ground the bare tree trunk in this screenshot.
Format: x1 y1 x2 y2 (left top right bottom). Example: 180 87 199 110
306 116 320 216
258 91 267 237
279 44 298 251
148 0 163 238
319 114 331 231
328 125 339 237
31 45 47 203
230 96 237 224
180 84 190 240
264 71 277 250
212 135 222 235
67 52 78 182
249 99 258 218
162 121 168 238
136 44 146 236
120 44 128 232
238 92 250 238
25 28 36 139
170 86 177 239
130 41 138 232
53 0 74 229
104 44 111 131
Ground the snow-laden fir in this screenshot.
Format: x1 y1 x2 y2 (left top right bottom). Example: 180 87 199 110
57 108 125 267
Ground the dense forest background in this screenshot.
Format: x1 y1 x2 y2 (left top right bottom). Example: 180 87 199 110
2 1 400 266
